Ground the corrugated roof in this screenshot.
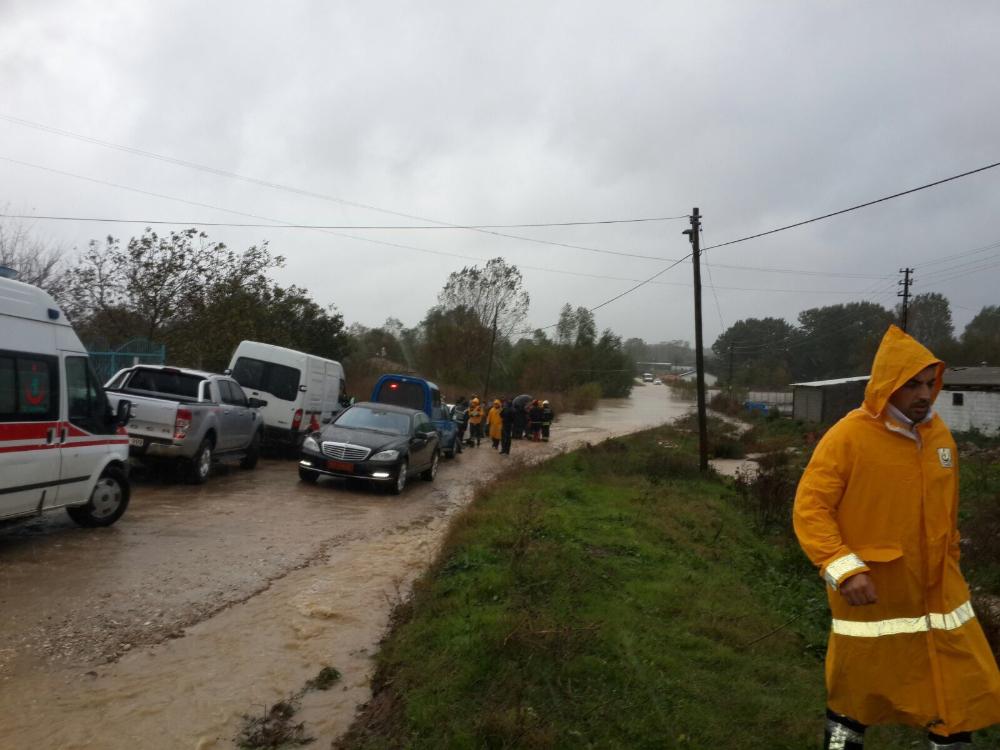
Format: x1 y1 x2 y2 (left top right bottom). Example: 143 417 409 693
943 367 1000 387
791 375 870 387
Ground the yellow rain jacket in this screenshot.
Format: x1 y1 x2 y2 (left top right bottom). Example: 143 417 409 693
794 325 1000 734
487 401 503 441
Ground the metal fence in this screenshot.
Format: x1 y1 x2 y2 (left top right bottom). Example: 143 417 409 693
89 338 166 383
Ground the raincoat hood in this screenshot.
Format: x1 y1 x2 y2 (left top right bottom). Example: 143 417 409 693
862 325 943 417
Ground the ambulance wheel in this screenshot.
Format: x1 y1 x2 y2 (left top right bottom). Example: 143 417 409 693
185 439 213 484
67 467 131 527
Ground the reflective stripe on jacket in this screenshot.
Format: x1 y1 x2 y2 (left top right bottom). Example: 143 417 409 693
793 325 1000 734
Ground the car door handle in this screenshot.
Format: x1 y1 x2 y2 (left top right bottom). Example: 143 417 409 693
46 427 56 444
60 427 68 443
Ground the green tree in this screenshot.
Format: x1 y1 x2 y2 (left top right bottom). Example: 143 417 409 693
712 317 799 387
793 302 893 381
897 292 956 355
556 303 576 345
959 305 1000 365
63 228 348 371
574 306 597 348
415 305 491 388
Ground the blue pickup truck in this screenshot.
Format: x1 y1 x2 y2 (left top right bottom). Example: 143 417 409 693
370 374 461 458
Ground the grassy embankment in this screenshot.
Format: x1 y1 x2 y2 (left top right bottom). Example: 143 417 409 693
337 417 1000 749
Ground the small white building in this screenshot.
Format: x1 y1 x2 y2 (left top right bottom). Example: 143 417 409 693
935 367 1000 435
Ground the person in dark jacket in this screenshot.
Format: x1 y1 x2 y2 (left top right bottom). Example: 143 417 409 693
541 400 554 442
452 396 469 452
512 400 527 439
500 398 515 454
528 400 543 441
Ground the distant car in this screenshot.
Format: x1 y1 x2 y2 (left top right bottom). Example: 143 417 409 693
653 378 663 385
297 402 440 494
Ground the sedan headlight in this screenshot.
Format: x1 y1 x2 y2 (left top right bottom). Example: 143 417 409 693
302 435 320 452
370 449 399 461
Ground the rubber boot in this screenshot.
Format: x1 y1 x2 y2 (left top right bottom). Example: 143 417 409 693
928 731 973 749
824 710 865 750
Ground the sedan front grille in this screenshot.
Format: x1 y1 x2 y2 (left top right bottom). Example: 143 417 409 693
320 441 371 462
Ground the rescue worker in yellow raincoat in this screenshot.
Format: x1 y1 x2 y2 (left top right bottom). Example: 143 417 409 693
486 399 503 449
794 325 1000 749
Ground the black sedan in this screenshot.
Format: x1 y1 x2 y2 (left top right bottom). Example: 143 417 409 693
297 402 440 494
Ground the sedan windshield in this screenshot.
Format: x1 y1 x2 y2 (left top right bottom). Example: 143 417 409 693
334 406 410 435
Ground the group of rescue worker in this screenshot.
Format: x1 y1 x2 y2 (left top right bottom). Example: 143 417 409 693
449 395 554 456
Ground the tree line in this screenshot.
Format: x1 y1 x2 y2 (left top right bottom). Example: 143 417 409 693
2 222 637 402
712 293 999 388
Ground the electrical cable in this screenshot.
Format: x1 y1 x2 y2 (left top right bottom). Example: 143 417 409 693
0 156 679 263
0 211 685 231
0 114 686 258
701 160 1000 253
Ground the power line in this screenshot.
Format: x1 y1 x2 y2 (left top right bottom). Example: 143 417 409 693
704 261 888 280
702 159 1000 253
520 254 694 335
0 156 678 262
0 114 685 259
0 211 688 230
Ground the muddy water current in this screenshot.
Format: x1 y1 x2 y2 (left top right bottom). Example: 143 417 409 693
0 385 690 749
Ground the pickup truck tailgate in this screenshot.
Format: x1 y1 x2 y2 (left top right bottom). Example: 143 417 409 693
107 392 178 443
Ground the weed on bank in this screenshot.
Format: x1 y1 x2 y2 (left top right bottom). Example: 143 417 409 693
337 425 1000 749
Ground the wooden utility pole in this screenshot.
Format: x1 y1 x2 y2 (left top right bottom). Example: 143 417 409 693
482 304 500 403
898 267 914 331
684 208 709 472
727 342 735 399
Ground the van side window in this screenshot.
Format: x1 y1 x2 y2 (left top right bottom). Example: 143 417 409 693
0 352 59 422
65 356 114 435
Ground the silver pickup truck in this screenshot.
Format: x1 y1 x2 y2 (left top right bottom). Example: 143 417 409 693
105 365 266 484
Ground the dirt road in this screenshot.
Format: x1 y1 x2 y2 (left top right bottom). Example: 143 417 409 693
0 385 689 749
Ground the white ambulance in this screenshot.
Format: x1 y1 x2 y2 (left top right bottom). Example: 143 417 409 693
0 273 133 526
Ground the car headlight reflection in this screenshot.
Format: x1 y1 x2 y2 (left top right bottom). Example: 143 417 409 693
302 436 320 452
370 449 399 461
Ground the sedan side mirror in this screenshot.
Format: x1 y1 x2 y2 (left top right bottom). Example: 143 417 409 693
248 397 268 409
115 399 132 427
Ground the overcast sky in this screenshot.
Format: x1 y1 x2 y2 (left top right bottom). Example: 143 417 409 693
2 1 998 348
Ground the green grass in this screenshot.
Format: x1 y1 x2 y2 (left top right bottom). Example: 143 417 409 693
336 425 1000 749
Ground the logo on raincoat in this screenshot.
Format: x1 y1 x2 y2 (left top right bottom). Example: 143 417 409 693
937 447 953 468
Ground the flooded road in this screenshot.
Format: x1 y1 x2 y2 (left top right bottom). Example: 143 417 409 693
0 384 690 749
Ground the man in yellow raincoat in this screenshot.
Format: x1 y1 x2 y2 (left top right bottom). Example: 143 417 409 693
794 325 1000 749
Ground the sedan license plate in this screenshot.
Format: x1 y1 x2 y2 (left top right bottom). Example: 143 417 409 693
129 437 145 448
327 459 354 473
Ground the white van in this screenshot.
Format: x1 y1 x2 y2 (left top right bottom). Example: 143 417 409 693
0 274 132 526
227 341 347 446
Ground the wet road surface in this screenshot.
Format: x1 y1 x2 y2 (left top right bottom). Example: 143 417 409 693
0 385 690 749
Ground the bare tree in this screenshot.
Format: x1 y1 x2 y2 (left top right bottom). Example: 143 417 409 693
0 214 66 294
437 257 529 338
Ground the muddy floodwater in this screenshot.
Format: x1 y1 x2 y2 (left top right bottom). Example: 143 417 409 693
0 385 690 749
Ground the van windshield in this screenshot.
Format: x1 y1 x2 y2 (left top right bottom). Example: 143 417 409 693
232 357 300 402
334 406 410 435
374 379 424 411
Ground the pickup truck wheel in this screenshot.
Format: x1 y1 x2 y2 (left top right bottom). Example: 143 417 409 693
67 467 130 527
421 451 439 481
240 430 261 470
185 439 213 484
388 460 408 495
298 466 319 483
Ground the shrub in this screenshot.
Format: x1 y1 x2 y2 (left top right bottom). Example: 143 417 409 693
565 382 602 413
733 451 798 534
